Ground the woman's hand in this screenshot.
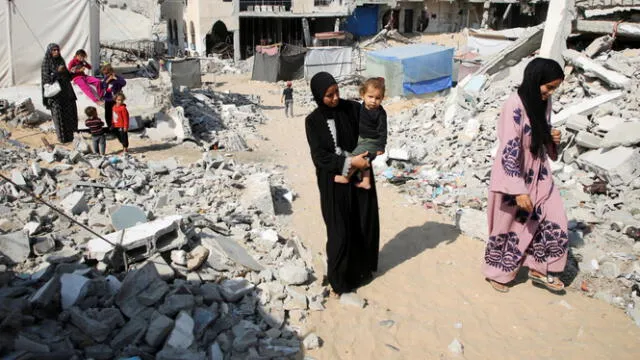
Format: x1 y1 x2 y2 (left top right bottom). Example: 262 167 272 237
515 194 533 213
551 128 561 145
351 152 370 170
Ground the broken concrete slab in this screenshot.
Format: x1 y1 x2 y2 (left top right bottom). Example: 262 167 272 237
220 278 254 302
566 114 591 132
578 146 640 186
594 115 626 134
60 273 91 309
563 49 631 89
575 131 603 149
201 231 264 271
0 231 31 264
145 313 174 348
87 215 185 262
600 122 640 148
240 173 274 216
11 170 27 187
166 310 195 350
575 20 640 40
110 205 147 231
278 265 309 286
60 191 88 215
551 91 624 126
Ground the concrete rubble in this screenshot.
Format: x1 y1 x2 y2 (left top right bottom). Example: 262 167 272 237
363 41 640 324
0 93 321 358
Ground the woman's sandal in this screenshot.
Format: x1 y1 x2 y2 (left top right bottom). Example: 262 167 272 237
486 278 509 293
528 270 565 293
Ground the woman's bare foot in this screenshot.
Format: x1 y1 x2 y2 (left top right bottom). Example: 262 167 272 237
334 175 349 184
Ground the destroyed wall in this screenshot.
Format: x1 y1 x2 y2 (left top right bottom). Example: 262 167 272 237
105 0 159 20
184 0 238 56
424 0 482 33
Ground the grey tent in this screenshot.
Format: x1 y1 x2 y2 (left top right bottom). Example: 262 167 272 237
251 44 306 82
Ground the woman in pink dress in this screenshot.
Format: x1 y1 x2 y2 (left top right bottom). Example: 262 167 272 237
483 58 567 293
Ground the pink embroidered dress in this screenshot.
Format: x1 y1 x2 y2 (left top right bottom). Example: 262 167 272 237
482 93 569 284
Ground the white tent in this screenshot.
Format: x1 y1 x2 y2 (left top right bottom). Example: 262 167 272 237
0 0 99 87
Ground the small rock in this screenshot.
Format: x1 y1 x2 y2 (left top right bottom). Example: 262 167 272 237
171 250 188 266
448 338 464 355
600 261 620 279
187 245 210 271
339 292 365 308
303 333 321 350
278 264 308 285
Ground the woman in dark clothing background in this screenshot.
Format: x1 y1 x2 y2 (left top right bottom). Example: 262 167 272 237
305 72 381 295
41 43 78 143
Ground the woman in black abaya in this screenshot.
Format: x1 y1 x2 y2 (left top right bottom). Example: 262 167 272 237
305 72 380 295
41 43 78 143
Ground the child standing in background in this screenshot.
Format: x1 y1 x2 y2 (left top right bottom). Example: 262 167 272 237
112 92 130 153
84 106 107 155
68 49 103 104
281 81 294 118
100 64 127 129
334 77 387 189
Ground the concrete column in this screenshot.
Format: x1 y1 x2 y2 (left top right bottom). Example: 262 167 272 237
233 29 241 62
540 0 576 67
480 0 490 29
398 8 405 33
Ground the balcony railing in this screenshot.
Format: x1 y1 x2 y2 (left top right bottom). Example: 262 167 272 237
239 0 292 12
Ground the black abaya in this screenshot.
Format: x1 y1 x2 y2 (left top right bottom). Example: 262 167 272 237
305 99 380 294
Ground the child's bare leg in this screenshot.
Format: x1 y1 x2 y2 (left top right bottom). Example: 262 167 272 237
356 169 372 190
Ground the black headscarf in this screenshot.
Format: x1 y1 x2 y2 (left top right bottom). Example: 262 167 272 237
517 58 564 158
310 72 338 115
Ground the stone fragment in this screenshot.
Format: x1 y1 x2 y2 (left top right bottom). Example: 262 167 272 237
146 253 175 281
187 245 210 271
171 250 188 266
159 294 195 317
593 115 625 134
455 208 488 241
84 344 113 360
110 205 147 231
240 173 275 216
39 151 56 163
111 317 148 351
60 191 88 215
0 231 30 263
32 236 55 255
201 231 263 271
148 158 178 174
448 338 464 355
166 310 195 350
116 263 169 318
60 273 90 309
220 278 254 302
551 91 624 126
11 170 27 187
200 283 224 303
600 122 640 148
575 131 603 149
600 261 620 280
260 229 279 244
156 348 206 360
340 292 365 308
30 162 42 177
231 320 260 352
303 333 321 350
209 343 224 360
565 115 591 132
68 150 81 163
278 264 308 285
29 274 60 306
69 307 112 342
257 306 285 329
193 306 218 334
577 146 640 186
23 221 41 236
145 313 174 348
284 287 308 311
388 148 410 161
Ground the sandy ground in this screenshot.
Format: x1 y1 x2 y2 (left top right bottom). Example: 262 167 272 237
3 73 640 359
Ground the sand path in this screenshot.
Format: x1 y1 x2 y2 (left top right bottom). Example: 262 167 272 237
213 74 640 360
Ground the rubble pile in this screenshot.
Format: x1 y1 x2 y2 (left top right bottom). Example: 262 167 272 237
0 98 45 127
156 88 266 152
0 138 325 358
200 56 253 76
376 46 640 324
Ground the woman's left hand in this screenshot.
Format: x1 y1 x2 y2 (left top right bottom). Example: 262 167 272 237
551 129 561 145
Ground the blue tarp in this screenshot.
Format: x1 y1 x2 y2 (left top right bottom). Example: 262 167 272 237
366 44 454 96
343 5 378 37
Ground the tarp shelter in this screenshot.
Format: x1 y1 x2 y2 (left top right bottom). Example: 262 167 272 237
365 44 454 97
251 44 306 82
168 58 202 88
0 0 100 87
344 5 379 37
304 47 353 81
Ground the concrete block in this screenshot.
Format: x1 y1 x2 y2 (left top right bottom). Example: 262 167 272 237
563 49 631 88
201 231 264 271
166 310 195 350
565 114 591 132
388 148 410 161
60 191 88 215
110 205 147 231
551 91 624 126
600 122 640 148
60 273 91 309
577 146 640 186
594 115 625 133
240 173 274 216
220 278 254 302
87 215 185 262
575 131 603 149
145 313 174 348
11 170 26 187
0 231 31 264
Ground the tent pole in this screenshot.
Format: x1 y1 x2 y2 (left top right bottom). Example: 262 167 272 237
6 0 15 86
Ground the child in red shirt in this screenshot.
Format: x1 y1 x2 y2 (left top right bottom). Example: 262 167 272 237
68 49 103 104
112 92 130 153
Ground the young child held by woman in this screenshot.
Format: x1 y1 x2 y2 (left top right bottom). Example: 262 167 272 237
334 77 387 189
68 49 103 104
